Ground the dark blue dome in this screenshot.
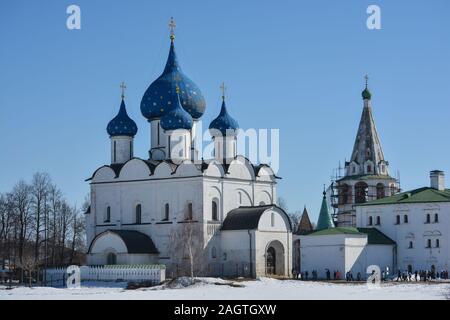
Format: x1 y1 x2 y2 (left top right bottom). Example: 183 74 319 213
107 99 138 137
141 40 206 120
160 91 193 131
209 100 239 136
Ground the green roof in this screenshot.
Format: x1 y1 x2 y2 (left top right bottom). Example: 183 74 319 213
356 187 450 206
316 192 335 230
357 228 396 245
310 227 361 236
337 174 395 182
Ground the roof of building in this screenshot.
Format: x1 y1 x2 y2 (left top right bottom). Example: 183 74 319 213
140 38 206 120
337 174 396 182
295 207 313 235
88 230 159 254
310 227 361 236
209 99 239 136
346 81 387 176
106 99 138 137
316 191 335 230
357 228 396 245
221 205 292 231
87 156 281 181
356 187 450 206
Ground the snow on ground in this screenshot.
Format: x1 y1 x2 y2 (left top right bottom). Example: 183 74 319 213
1 277 449 300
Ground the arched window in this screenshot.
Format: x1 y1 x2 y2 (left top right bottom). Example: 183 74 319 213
212 201 218 221
271 212 275 227
339 184 351 204
404 215 408 223
427 239 432 248
376 216 381 225
135 204 142 224
187 203 193 220
238 192 242 205
426 214 431 224
436 239 440 248
396 215 400 225
107 252 117 265
434 214 439 223
105 206 111 223
211 247 217 259
376 183 385 199
368 216 373 226
408 241 413 249
355 182 368 204
367 165 372 173
163 203 169 221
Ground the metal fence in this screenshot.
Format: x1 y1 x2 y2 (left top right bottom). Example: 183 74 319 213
44 264 166 287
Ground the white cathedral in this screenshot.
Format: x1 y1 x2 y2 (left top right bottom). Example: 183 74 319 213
85 20 292 278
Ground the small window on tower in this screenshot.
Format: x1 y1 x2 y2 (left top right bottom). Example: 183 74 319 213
163 203 169 221
105 206 111 223
367 165 372 173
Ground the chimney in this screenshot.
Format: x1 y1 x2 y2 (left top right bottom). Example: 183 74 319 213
430 170 445 191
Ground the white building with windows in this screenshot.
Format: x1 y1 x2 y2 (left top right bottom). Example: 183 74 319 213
356 170 450 273
85 22 292 278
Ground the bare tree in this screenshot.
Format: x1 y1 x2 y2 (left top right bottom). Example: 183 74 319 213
11 181 33 265
30 172 51 265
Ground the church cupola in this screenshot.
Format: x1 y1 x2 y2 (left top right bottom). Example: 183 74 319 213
107 82 137 164
160 86 193 161
209 83 239 161
362 75 372 100
141 17 205 160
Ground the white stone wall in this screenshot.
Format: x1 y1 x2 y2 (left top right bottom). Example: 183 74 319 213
356 202 450 271
111 136 133 164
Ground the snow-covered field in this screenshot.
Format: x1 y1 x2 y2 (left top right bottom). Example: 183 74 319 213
1 277 449 300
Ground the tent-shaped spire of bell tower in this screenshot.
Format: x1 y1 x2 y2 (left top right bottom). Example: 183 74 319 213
348 75 387 176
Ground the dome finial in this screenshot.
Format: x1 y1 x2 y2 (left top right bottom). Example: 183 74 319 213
362 74 372 100
120 81 126 100
169 17 176 42
220 82 227 101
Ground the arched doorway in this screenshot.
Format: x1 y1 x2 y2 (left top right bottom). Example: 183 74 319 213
266 247 276 275
265 240 285 276
107 252 117 265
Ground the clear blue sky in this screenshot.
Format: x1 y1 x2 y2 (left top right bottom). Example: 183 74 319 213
1 0 449 223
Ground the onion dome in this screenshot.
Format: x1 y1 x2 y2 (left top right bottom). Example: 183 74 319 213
209 84 239 136
362 74 372 100
140 21 206 121
209 100 239 136
160 87 193 131
107 98 138 137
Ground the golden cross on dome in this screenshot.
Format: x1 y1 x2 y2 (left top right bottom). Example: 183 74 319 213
169 17 176 41
120 81 127 99
364 74 369 88
220 82 227 100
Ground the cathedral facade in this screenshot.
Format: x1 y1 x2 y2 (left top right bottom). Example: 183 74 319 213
84 21 292 278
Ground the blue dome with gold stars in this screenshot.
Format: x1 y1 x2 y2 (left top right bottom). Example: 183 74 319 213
160 89 193 131
107 99 138 137
140 40 206 121
209 99 239 136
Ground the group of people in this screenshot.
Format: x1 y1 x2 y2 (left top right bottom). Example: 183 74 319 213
291 269 366 282
396 269 449 282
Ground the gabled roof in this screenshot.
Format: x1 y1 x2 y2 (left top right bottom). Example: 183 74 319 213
356 187 450 206
88 230 159 254
357 228 396 245
221 205 292 231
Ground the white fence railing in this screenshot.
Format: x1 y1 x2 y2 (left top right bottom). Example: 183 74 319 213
45 265 166 287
